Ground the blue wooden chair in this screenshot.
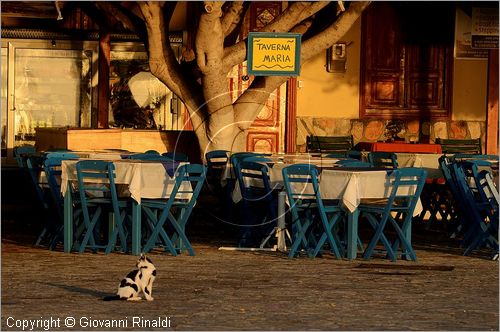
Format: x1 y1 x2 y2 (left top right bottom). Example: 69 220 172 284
455 161 498 256
42 154 81 249
162 151 189 162
325 152 348 158
230 152 267 179
75 160 130 254
44 152 79 160
368 152 398 169
282 164 319 258
438 155 468 238
205 150 229 189
452 153 498 162
359 167 427 261
336 159 373 168
14 145 36 168
123 150 161 160
282 164 344 258
346 150 363 160
236 160 278 248
140 164 207 255
206 150 229 170
27 155 53 246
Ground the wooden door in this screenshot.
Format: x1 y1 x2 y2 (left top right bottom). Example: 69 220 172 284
361 2 453 120
242 2 286 153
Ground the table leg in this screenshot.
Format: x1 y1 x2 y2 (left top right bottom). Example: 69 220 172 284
64 183 73 253
347 209 360 260
132 202 142 255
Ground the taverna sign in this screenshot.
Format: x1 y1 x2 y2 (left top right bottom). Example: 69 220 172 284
247 32 301 76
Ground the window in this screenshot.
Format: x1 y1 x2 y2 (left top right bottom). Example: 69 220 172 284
109 43 184 130
360 2 454 120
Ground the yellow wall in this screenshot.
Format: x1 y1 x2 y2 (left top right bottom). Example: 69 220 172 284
297 18 362 118
451 59 488 121
297 17 489 122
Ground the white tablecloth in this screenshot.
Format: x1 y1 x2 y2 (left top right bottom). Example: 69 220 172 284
233 165 423 215
396 153 442 179
61 159 191 204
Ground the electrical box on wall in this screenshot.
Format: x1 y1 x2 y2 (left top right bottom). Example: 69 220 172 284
326 43 346 73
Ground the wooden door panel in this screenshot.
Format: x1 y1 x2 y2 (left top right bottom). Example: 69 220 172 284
368 75 402 107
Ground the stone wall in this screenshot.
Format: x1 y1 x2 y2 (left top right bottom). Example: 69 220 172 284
296 117 486 152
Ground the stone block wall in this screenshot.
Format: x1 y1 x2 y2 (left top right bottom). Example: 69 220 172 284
296 117 486 152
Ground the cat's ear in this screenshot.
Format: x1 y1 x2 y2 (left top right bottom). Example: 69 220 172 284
140 253 146 260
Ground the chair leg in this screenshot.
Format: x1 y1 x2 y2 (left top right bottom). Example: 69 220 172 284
142 207 178 256
312 213 342 259
362 213 397 261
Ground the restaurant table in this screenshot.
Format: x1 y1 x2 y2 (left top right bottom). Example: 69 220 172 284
221 154 339 188
60 159 190 255
355 142 443 154
231 163 423 259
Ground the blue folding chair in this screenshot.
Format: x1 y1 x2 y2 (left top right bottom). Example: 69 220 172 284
336 159 373 168
282 164 319 257
124 150 161 160
325 152 348 158
282 164 344 258
140 164 207 255
359 168 427 261
368 152 398 169
455 161 498 256
44 152 79 160
162 151 189 162
26 155 53 246
42 154 82 249
205 150 229 189
75 160 130 254
236 160 278 248
14 145 36 168
230 152 268 178
206 150 229 170
451 154 498 162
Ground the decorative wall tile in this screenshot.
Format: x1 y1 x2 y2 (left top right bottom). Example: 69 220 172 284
432 122 447 139
352 121 364 142
468 122 481 139
364 120 385 141
450 121 468 139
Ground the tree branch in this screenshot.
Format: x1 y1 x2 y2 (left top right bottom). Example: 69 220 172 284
220 2 245 37
222 1 329 73
138 1 206 132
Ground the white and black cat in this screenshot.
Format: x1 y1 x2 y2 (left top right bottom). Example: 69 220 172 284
103 254 157 301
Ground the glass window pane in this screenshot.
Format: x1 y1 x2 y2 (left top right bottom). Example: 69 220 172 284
13 48 92 147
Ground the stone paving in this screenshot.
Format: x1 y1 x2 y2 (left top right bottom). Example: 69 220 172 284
1 224 499 331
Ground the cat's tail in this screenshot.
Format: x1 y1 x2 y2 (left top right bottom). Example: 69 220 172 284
102 295 121 301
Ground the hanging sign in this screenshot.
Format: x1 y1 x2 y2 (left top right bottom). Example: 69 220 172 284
247 32 301 76
471 7 499 49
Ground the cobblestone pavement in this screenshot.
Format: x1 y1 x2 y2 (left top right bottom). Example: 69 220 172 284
1 230 498 331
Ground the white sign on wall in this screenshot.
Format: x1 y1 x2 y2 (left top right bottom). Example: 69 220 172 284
471 7 499 49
